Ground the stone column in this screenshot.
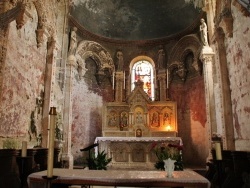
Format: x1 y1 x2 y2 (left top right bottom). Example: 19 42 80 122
157 70 167 101
61 55 76 169
115 71 124 102
42 39 59 148
200 46 215 160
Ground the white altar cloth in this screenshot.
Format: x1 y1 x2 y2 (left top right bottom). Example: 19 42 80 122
95 136 183 145
94 137 183 154
28 168 210 188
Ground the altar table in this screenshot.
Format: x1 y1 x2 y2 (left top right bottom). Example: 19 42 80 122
28 168 210 188
94 137 183 169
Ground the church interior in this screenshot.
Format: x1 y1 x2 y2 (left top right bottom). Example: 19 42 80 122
0 0 250 187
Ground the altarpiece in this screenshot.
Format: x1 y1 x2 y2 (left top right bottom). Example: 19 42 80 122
97 80 180 169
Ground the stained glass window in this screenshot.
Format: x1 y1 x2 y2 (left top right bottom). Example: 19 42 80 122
131 60 155 100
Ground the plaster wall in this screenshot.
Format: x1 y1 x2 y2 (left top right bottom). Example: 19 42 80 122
225 5 250 150
70 57 114 164
171 76 207 166
0 5 46 146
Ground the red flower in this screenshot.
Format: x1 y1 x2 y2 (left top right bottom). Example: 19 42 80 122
151 142 158 150
168 143 183 151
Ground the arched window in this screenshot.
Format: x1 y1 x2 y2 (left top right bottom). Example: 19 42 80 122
131 60 155 100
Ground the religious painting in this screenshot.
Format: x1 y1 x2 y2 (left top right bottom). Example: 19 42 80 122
136 128 142 137
107 110 118 127
163 112 171 126
150 111 160 128
120 111 128 130
134 106 144 125
161 106 175 131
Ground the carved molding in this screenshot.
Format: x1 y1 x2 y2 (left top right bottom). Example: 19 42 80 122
33 0 57 48
169 34 201 63
232 0 250 17
200 52 214 64
218 14 233 38
0 25 9 101
76 41 115 83
214 1 234 38
16 2 33 29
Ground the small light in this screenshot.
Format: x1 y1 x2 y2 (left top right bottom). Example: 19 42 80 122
166 125 171 131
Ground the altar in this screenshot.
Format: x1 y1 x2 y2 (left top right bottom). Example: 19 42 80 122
28 168 210 188
95 137 182 169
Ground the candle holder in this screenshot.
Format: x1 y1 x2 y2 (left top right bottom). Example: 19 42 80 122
113 89 115 101
214 160 223 187
122 89 126 102
16 156 33 188
42 175 58 188
166 88 170 101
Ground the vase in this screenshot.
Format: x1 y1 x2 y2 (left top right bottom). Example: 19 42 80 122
163 158 176 178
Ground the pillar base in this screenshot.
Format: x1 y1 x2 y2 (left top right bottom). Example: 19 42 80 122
61 153 74 169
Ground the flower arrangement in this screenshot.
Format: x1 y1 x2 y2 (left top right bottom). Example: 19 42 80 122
151 142 183 171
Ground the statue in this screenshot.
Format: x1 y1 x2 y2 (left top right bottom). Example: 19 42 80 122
200 18 209 46
68 27 77 55
157 46 165 68
29 111 37 141
116 50 124 71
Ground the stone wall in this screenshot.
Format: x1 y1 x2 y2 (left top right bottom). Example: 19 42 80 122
0 3 46 145
226 3 250 150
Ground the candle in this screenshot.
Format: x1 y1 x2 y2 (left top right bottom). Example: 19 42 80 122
166 68 169 89
112 71 115 90
215 142 222 160
123 71 125 89
21 141 27 157
47 107 57 178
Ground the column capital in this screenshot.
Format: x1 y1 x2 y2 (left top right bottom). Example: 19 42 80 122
67 55 77 67
157 72 166 80
199 46 215 63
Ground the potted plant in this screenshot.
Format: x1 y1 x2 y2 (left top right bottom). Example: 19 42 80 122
87 150 112 170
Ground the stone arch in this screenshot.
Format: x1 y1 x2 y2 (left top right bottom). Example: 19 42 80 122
169 34 201 64
168 34 201 81
76 40 114 75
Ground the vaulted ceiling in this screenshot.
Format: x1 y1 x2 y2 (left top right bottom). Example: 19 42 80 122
70 0 203 40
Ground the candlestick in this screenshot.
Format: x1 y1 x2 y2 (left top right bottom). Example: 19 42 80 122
47 107 57 178
215 142 222 160
21 141 27 157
